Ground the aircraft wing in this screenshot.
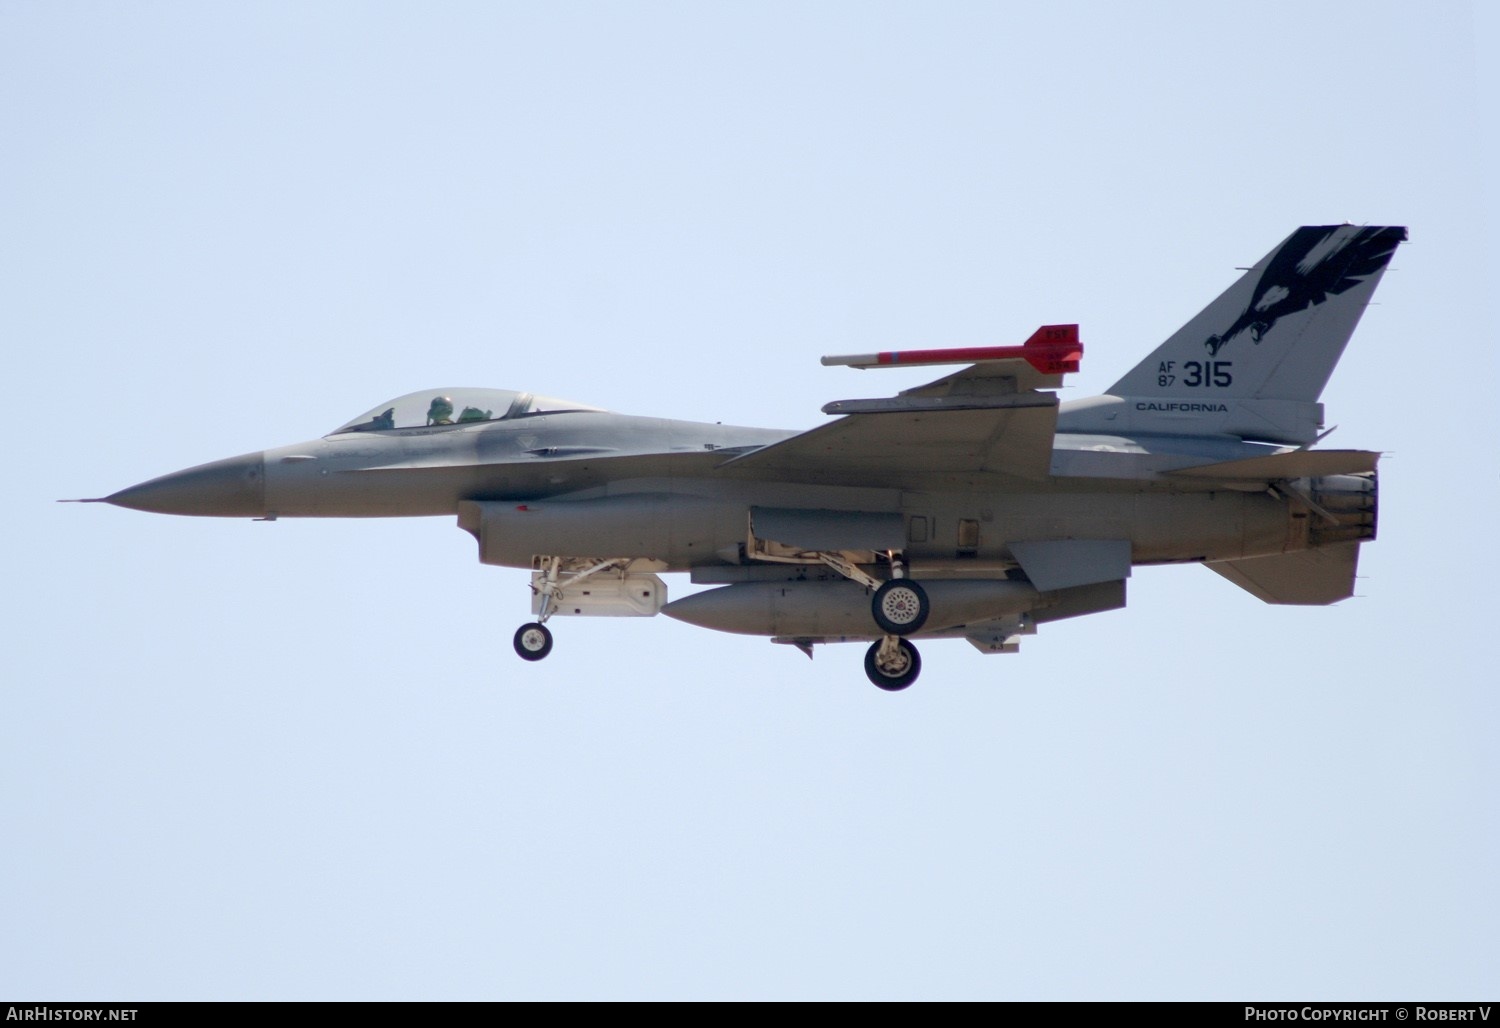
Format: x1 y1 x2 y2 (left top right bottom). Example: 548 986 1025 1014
719 326 1081 485
719 399 1059 482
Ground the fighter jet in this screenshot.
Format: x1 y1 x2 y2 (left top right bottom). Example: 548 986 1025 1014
83 225 1405 690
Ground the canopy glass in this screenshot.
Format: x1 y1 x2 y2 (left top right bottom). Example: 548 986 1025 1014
331 389 605 435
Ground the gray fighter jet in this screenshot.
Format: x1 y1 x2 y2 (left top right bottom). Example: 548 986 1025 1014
85 225 1405 690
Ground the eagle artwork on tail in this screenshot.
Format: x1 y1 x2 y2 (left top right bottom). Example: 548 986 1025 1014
1203 225 1406 356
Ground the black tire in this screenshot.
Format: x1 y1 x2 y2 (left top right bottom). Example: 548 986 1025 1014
871 579 929 635
513 622 553 661
864 638 921 691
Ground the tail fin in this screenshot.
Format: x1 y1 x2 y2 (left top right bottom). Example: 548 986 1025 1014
1110 225 1406 405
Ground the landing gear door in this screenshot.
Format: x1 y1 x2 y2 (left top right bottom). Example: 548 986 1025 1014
529 568 667 618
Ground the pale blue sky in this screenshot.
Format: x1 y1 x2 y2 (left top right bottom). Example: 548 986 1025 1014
3 1 1494 999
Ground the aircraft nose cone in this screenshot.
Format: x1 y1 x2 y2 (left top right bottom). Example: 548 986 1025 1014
105 451 266 517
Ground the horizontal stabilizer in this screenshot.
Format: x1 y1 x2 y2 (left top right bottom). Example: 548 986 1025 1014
1207 541 1361 604
1164 449 1379 481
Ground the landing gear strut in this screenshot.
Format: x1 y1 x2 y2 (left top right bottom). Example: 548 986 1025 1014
513 555 565 663
865 636 921 691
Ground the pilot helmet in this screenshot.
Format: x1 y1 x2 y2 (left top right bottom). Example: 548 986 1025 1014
427 396 455 423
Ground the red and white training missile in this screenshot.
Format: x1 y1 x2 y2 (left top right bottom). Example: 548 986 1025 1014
821 324 1082 376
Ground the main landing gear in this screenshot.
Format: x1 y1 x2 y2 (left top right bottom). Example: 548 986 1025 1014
871 578 929 635
862 555 928 691
794 550 932 691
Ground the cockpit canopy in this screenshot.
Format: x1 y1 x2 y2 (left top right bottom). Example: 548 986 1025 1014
331 388 606 435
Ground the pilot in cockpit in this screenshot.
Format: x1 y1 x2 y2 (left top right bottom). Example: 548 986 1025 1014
426 396 455 426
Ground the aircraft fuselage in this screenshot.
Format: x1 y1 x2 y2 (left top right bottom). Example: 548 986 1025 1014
108 408 1316 573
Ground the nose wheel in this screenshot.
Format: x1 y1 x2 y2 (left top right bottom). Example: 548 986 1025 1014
513 622 553 661
865 636 921 691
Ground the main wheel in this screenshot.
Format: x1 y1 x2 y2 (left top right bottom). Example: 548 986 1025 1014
864 638 921 691
871 579 929 635
513 622 553 661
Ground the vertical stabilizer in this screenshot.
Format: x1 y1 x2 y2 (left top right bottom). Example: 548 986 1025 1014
1110 226 1406 406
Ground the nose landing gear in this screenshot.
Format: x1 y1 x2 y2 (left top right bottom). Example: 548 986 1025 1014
513 622 553 661
509 556 667 663
511 556 565 662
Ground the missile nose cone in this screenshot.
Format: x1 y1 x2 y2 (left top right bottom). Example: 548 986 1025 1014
105 451 266 517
